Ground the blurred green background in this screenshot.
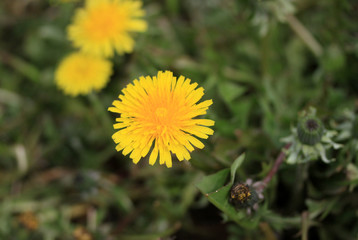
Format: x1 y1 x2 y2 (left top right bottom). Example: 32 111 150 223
1 0 358 239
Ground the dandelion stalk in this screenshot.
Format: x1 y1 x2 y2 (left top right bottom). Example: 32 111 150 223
286 14 323 57
257 143 291 191
88 92 113 135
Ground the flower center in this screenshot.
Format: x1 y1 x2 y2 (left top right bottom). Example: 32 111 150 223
155 107 168 118
154 107 171 135
306 119 319 131
85 5 124 41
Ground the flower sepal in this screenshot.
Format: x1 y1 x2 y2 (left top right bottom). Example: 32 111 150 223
281 107 342 164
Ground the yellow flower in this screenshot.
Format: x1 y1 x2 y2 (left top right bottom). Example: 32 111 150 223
17 212 38 231
55 52 112 96
108 71 215 168
67 0 147 57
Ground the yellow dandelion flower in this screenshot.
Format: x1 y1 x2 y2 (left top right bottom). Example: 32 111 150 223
67 0 147 57
55 52 112 96
17 212 38 230
108 71 215 168
73 226 92 240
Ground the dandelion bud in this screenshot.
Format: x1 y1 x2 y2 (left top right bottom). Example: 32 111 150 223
297 116 324 145
229 183 259 209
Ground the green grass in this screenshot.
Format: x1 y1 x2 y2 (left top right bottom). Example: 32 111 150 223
1 0 358 239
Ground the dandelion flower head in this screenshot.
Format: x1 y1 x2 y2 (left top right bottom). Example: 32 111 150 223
68 0 147 57
55 52 112 96
108 71 215 168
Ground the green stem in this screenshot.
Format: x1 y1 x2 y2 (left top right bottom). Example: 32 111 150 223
88 92 113 135
262 143 292 186
286 14 323 57
301 211 309 240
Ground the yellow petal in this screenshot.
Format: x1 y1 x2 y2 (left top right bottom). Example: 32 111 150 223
149 142 158 165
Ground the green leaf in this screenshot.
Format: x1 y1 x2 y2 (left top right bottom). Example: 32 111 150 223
230 153 245 184
196 169 230 194
218 81 246 104
166 0 180 15
111 187 133 213
121 222 181 240
306 198 339 221
205 184 245 225
196 153 247 224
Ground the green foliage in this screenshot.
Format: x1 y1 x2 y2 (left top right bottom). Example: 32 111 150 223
196 154 262 228
1 0 358 239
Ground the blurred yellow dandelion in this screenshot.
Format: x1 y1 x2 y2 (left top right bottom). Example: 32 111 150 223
108 71 215 168
17 212 38 230
68 0 147 57
73 226 92 240
55 52 112 96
